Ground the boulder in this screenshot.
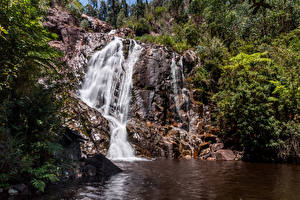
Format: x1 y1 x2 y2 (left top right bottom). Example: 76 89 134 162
8 188 18 196
12 184 28 195
214 149 235 161
210 143 224 152
82 154 122 178
183 50 197 73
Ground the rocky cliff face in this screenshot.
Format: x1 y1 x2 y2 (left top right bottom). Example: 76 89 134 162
45 6 240 160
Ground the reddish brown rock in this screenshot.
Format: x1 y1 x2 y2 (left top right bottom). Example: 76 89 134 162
214 149 235 161
81 14 112 33
183 50 197 73
210 143 224 152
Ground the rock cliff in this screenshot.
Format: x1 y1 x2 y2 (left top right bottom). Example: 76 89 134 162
44 6 240 160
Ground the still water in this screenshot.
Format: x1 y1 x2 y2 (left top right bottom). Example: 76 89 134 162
72 159 300 200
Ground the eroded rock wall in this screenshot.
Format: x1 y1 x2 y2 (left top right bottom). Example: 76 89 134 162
45 6 240 160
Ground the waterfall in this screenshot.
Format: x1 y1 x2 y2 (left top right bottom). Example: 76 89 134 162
171 54 194 154
171 54 181 115
79 37 143 161
170 54 190 130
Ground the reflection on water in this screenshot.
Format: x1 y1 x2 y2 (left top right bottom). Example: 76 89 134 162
102 173 128 200
73 160 300 200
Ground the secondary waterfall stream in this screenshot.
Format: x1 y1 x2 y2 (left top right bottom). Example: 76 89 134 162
79 37 142 161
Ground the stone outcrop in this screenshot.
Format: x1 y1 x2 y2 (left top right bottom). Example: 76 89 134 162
44 6 240 161
44 7 112 156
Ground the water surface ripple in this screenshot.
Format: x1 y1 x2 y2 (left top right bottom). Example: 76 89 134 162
74 159 300 200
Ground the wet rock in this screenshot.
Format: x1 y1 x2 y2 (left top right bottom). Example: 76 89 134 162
84 165 97 177
199 142 210 151
204 133 217 143
82 154 122 178
207 157 216 161
8 188 18 196
214 149 235 161
200 148 210 157
183 155 192 159
12 184 28 195
210 143 224 152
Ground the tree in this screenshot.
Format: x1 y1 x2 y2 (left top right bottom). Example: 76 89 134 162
0 0 64 191
84 0 98 17
213 51 299 161
135 0 145 19
99 0 108 21
107 0 121 27
121 0 129 17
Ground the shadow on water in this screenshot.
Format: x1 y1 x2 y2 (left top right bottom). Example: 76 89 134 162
69 159 300 200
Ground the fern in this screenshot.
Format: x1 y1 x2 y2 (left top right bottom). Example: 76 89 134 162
31 179 46 192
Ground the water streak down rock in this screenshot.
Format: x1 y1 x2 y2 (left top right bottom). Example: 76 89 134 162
79 37 143 161
44 7 237 160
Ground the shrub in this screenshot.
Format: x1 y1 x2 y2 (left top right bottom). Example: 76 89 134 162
134 18 151 36
213 52 299 161
80 19 90 30
66 1 82 19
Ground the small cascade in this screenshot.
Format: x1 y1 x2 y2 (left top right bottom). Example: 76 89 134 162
170 54 190 130
79 37 143 161
170 54 181 115
170 54 194 155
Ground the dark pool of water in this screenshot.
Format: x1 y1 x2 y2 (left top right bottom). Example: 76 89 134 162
70 159 300 200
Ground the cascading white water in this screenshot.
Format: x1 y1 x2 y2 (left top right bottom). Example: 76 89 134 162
79 37 143 161
170 54 190 128
170 54 194 154
171 53 181 115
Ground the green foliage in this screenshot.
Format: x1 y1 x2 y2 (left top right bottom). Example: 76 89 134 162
213 51 299 161
0 0 67 191
80 19 90 30
154 6 167 20
134 18 151 36
184 23 199 46
0 0 62 97
190 36 229 102
67 1 83 18
0 86 63 191
135 34 190 53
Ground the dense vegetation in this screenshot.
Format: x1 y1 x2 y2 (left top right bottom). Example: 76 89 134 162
0 0 299 195
80 0 300 161
0 0 68 192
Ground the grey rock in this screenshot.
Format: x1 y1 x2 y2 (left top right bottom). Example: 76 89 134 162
8 188 18 196
12 184 27 193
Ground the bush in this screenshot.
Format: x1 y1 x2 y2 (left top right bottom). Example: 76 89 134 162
134 18 151 36
213 52 299 161
154 6 167 20
0 86 63 190
80 19 90 30
184 23 200 46
66 1 82 19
